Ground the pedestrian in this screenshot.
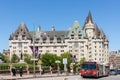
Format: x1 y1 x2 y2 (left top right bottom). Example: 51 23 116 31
12 67 16 76
19 67 23 77
11 67 14 76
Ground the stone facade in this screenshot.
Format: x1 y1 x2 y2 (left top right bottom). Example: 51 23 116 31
9 12 109 63
109 51 120 69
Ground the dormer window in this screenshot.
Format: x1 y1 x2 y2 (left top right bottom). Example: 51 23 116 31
22 35 25 40
21 29 23 32
55 35 57 37
15 35 18 40
17 32 19 34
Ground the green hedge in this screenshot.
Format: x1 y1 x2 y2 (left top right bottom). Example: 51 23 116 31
0 63 9 70
0 63 51 74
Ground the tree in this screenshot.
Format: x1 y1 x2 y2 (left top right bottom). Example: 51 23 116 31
60 52 72 69
80 57 86 64
37 53 42 60
24 53 33 64
42 53 58 67
11 53 19 63
2 54 10 63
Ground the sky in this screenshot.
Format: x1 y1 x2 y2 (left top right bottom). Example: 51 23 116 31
0 0 120 52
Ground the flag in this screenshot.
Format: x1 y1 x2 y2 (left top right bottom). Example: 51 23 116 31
30 46 38 58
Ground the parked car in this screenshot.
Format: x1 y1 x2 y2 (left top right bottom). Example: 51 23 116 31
0 59 3 63
110 69 117 75
117 69 120 74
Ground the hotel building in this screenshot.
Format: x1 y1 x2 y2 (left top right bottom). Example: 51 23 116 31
9 12 109 63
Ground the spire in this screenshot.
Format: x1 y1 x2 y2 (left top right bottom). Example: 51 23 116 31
85 11 94 24
14 22 32 40
73 20 80 27
51 25 55 31
21 22 25 27
18 22 29 32
37 25 41 32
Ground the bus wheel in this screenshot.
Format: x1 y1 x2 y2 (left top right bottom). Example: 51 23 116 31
97 73 99 78
82 76 86 78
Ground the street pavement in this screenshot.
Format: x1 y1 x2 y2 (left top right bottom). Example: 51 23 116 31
1 73 120 80
0 73 74 80
22 75 120 80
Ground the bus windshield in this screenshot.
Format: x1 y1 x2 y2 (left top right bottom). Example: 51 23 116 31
82 62 96 70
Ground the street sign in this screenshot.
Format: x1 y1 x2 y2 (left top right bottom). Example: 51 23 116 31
63 58 67 64
31 58 38 61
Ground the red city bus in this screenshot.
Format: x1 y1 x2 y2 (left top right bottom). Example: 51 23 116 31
80 61 109 78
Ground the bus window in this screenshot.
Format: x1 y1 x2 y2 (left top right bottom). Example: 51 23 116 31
82 63 96 70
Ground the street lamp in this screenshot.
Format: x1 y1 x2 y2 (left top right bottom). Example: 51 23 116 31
30 30 38 77
18 39 24 63
55 60 61 75
70 62 75 75
38 59 42 75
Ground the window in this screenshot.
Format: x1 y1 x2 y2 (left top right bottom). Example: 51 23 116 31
54 50 57 52
74 43 79 48
39 50 42 52
81 54 84 56
46 46 49 48
24 46 27 49
22 35 25 40
39 46 42 48
57 38 61 43
13 47 16 49
61 46 64 48
46 50 49 52
54 46 57 48
61 50 64 52
13 50 16 53
15 36 18 40
89 55 92 58
23 32 25 34
95 50 96 52
19 50 21 52
70 50 72 52
95 53 97 56
50 40 53 43
81 50 84 52
80 46 84 48
75 50 78 52
43 39 46 43
24 50 27 53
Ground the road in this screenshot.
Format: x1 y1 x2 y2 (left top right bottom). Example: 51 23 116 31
21 75 120 80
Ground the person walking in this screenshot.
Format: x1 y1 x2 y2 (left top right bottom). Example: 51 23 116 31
12 67 16 76
19 67 23 77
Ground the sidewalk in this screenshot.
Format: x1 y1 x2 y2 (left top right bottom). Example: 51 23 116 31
0 73 76 80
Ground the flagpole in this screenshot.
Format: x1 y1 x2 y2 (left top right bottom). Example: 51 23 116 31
33 24 36 77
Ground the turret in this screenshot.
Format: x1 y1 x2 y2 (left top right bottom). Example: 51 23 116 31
83 11 95 38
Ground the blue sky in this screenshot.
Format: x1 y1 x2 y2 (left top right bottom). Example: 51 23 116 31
0 0 120 52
